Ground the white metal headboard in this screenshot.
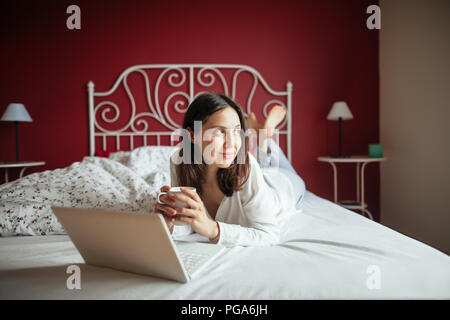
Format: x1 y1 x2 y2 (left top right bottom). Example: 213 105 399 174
87 64 292 162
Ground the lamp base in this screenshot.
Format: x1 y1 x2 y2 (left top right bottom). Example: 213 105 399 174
15 121 19 161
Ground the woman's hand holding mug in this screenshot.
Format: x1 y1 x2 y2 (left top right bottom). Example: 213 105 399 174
154 185 178 233
155 185 220 240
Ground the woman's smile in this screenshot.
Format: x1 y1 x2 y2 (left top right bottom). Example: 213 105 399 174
220 151 235 158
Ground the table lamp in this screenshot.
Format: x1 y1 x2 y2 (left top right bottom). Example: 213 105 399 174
327 101 353 158
1 103 33 161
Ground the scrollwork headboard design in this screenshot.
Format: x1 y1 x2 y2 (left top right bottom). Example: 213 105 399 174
87 64 292 162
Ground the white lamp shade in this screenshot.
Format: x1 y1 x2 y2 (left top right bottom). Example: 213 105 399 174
327 101 353 120
1 103 33 122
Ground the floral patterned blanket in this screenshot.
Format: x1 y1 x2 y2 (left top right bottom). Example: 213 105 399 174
0 146 176 236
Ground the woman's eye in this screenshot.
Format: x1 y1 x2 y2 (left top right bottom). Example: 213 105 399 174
211 128 241 136
213 129 225 136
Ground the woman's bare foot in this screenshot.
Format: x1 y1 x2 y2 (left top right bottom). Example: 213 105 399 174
263 105 286 138
245 112 261 131
245 106 287 155
245 112 261 156
258 105 286 153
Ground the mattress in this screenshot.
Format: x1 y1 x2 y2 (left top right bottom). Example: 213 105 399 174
1 191 449 300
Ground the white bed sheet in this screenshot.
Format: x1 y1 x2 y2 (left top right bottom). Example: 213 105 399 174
1 191 449 300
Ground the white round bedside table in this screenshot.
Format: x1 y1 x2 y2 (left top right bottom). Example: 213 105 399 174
0 161 46 183
317 155 387 220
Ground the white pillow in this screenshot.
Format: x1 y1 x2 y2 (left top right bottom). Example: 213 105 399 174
109 146 177 179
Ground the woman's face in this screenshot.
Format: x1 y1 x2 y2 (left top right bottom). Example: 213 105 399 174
191 106 243 169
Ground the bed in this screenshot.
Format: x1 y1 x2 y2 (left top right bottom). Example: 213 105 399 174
0 64 449 299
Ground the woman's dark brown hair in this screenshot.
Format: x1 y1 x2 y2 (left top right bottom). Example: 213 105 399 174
175 93 250 198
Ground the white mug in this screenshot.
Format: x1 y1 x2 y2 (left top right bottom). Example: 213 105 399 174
157 187 196 225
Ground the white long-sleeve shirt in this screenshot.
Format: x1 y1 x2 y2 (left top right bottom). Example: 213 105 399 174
170 150 296 247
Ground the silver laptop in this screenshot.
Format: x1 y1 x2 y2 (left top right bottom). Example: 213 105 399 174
51 206 225 283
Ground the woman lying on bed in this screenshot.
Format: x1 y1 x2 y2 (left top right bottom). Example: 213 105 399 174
154 93 306 247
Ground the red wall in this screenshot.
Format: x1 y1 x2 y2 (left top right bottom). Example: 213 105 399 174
0 0 380 220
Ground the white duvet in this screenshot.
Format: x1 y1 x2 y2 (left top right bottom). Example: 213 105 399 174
0 146 449 299
0 146 176 236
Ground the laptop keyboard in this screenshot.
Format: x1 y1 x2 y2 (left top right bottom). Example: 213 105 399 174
178 251 209 274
